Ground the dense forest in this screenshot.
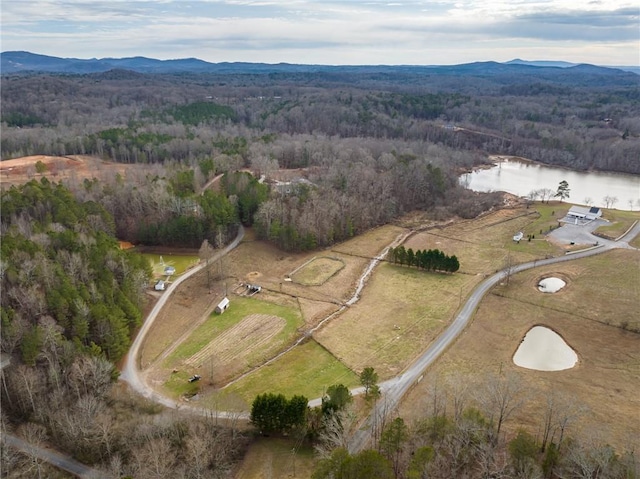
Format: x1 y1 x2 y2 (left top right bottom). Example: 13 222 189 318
1 67 639 175
0 180 248 477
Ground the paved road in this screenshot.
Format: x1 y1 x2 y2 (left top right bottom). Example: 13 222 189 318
347 220 639 453
117 214 638 452
119 224 245 415
2 433 107 478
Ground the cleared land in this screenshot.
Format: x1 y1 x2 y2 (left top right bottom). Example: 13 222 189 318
222 340 360 403
159 296 302 392
291 256 345 285
314 263 477 379
135 251 199 279
397 248 640 451
185 314 286 368
137 203 638 453
0 154 149 187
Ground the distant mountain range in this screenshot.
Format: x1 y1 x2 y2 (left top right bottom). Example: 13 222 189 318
2 51 639 76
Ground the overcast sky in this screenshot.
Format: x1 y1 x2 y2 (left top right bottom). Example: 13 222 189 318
1 0 638 66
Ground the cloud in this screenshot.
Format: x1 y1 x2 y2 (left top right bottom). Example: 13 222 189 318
1 0 638 65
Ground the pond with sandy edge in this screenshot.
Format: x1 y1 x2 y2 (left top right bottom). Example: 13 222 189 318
513 326 577 371
538 277 566 293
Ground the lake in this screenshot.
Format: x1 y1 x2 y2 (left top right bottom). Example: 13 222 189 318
461 158 640 211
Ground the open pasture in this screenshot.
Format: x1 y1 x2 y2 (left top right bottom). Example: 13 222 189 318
226 237 368 306
290 256 345 285
404 208 563 276
314 263 478 379
161 296 303 389
221 340 360 404
397 248 640 451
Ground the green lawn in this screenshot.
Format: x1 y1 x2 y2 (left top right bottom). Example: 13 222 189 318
595 209 640 240
222 340 360 404
164 296 303 364
133 251 199 278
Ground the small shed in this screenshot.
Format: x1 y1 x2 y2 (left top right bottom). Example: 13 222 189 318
154 280 165 291
215 297 230 314
512 232 524 242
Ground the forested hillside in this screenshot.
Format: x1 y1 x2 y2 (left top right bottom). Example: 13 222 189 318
0 179 248 477
1 179 150 362
1 67 638 175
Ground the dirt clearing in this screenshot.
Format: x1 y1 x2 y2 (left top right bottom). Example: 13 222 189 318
0 154 147 187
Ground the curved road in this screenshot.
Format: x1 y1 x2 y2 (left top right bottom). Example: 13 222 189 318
347 221 640 453
2 433 107 478
119 216 638 450
120 224 245 414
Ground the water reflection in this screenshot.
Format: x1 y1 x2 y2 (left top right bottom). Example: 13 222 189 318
461 158 640 211
513 326 578 371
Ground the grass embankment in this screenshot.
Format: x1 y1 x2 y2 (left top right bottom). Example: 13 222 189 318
594 209 640 240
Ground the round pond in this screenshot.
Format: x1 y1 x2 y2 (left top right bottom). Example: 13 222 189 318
513 326 577 371
538 277 566 293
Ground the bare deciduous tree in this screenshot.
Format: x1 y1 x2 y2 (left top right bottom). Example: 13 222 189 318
479 372 524 440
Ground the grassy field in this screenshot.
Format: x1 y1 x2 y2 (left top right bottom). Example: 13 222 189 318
595 209 640 240
397 248 640 451
291 256 345 285
160 296 303 395
405 208 564 277
314 263 477 379
221 340 360 404
134 251 199 278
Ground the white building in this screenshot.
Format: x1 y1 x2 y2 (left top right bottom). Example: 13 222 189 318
567 206 602 221
215 297 230 314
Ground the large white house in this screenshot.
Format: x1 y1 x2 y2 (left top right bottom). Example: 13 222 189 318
567 206 602 221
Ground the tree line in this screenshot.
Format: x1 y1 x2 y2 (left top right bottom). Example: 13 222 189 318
247 368 636 478
388 246 460 273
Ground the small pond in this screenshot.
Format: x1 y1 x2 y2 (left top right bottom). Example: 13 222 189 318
513 326 577 371
538 277 566 293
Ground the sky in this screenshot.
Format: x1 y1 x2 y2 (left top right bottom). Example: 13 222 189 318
1 0 639 66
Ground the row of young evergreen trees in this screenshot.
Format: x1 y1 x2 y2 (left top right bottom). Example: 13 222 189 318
388 246 460 273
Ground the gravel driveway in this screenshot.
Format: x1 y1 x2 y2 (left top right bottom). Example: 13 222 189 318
548 218 609 246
